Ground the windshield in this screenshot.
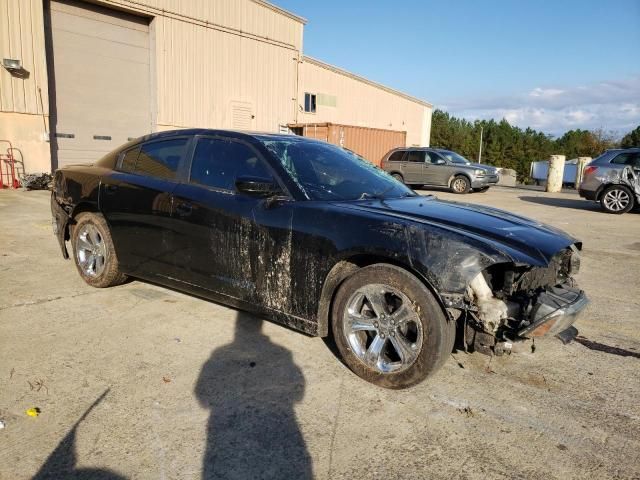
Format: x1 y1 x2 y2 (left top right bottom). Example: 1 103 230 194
439 150 471 165
260 138 415 201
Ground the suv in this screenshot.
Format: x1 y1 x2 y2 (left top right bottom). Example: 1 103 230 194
381 148 499 194
579 148 640 214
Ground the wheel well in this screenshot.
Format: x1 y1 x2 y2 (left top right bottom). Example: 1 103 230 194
316 254 448 337
65 202 99 241
597 183 632 201
449 173 471 187
389 171 404 179
594 183 608 201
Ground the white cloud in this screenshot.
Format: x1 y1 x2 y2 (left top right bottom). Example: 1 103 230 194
440 76 640 136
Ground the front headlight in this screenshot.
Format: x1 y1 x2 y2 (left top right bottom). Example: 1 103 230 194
569 245 581 274
475 169 486 176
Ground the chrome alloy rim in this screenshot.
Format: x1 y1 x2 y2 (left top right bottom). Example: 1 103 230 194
76 223 107 277
343 284 423 374
452 178 467 192
603 189 630 212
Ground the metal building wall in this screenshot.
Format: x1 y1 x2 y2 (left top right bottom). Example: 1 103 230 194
0 0 304 174
97 0 304 133
298 56 432 148
153 15 299 133
0 0 50 173
293 123 406 166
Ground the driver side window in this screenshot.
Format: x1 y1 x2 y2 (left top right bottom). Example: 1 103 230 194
425 152 444 164
190 138 273 191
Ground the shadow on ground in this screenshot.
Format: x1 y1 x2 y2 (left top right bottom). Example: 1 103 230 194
32 389 126 480
518 195 602 211
195 311 312 479
575 336 640 359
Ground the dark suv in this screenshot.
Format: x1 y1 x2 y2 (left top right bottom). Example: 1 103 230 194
381 148 499 193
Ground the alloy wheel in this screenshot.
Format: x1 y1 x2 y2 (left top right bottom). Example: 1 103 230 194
342 284 423 373
76 223 107 277
452 178 468 193
603 188 630 212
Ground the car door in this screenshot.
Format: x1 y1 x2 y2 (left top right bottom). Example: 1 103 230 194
101 136 190 278
422 151 450 185
170 135 294 304
403 150 426 183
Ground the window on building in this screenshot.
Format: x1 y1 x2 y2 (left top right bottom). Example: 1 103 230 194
304 93 316 113
134 138 188 180
388 151 406 162
190 138 273 191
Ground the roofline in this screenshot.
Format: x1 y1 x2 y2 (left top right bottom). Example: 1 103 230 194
302 56 432 108
251 0 307 24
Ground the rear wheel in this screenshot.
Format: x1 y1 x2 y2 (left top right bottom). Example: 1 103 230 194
331 264 455 389
71 212 127 288
600 185 634 214
451 175 470 194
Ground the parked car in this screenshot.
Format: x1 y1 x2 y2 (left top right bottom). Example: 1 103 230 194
381 147 499 193
579 148 640 214
51 130 587 388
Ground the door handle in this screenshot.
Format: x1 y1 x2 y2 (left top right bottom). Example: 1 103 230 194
175 202 193 216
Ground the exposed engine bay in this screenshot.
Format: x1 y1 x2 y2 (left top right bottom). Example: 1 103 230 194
461 244 587 356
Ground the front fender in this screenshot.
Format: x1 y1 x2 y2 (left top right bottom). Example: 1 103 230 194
51 193 71 259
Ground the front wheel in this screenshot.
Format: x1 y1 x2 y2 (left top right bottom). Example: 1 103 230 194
450 175 470 194
331 264 455 389
600 185 634 214
391 173 404 184
71 212 127 288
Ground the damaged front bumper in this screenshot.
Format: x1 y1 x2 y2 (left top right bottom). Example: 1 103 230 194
464 281 589 355
516 285 588 339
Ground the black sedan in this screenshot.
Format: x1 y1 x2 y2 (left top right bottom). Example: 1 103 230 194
51 129 588 388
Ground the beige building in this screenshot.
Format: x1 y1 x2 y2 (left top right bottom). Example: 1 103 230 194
0 0 431 174
297 56 432 148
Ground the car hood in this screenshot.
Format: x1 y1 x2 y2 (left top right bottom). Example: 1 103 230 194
335 196 578 266
469 163 498 174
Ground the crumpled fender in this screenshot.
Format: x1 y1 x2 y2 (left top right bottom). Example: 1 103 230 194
51 192 71 259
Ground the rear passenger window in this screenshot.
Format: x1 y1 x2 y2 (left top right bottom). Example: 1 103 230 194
190 138 272 191
120 147 140 173
406 151 426 163
134 138 188 180
388 151 406 162
611 152 640 168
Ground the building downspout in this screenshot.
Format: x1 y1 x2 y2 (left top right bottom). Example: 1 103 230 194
294 52 301 125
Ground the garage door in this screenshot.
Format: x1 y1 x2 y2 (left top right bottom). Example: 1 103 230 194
49 0 151 167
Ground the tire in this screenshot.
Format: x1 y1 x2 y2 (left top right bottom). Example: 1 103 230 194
600 185 635 214
71 212 127 288
450 175 470 194
391 173 404 184
331 264 455 389
473 186 490 193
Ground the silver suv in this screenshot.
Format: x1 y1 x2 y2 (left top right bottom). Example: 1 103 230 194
579 148 640 214
381 148 499 194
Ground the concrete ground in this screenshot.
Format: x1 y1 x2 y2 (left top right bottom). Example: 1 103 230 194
0 186 639 480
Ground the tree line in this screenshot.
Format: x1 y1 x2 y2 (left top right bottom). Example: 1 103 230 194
430 109 640 181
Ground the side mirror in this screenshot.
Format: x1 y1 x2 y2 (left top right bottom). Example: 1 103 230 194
235 176 282 198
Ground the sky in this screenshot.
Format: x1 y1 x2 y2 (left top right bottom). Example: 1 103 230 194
276 0 640 137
